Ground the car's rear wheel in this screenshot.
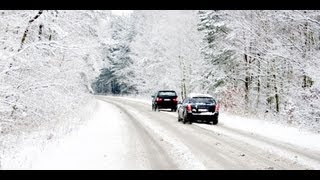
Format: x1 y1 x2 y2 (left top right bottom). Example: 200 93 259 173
212 119 218 125
183 112 192 124
211 116 218 125
183 119 187 124
182 115 187 124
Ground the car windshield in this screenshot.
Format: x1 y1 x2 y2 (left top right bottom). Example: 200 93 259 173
159 91 176 96
190 97 215 104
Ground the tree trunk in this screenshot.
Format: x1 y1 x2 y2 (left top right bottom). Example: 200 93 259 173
273 74 279 113
179 55 187 99
244 47 250 111
19 10 44 51
256 56 261 108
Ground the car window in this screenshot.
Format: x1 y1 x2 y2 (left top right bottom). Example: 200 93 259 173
190 97 215 104
158 91 176 96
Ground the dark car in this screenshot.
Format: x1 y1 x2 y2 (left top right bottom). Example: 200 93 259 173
177 93 219 125
151 90 178 112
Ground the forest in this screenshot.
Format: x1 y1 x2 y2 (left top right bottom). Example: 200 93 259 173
1 10 319 144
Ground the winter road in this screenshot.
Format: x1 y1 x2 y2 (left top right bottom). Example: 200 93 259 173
94 96 320 170
26 95 320 170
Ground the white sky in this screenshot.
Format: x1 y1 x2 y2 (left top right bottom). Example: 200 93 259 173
111 10 133 16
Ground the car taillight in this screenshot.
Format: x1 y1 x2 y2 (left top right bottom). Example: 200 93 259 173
215 103 220 112
173 97 178 102
186 104 192 112
156 97 162 102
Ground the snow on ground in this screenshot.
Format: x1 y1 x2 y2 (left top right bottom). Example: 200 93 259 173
117 96 320 169
216 113 320 151
103 96 320 169
29 100 129 169
2 96 205 169
218 114 320 169
119 101 206 169
193 117 320 169
113 95 320 152
1 98 98 169
6 96 200 169
2 95 319 169
112 94 152 105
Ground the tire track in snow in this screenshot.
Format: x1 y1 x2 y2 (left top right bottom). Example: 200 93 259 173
98 99 177 169
100 96 319 169
99 97 207 169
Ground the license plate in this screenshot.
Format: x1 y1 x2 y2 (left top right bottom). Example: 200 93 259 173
164 99 171 101
198 109 208 112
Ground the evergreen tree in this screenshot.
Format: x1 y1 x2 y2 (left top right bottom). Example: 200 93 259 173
92 15 137 95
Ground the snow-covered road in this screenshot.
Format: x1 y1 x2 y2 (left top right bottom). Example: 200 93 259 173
94 96 320 170
5 95 320 170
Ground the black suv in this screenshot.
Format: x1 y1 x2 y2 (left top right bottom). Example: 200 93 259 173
177 93 219 125
151 90 178 112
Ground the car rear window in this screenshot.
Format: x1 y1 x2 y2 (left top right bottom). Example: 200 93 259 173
159 91 176 96
190 97 215 104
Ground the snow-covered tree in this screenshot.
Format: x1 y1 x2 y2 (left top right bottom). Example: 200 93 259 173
126 10 204 99
197 10 320 131
0 10 113 154
92 14 137 95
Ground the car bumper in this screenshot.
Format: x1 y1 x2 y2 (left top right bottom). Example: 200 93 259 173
156 102 177 108
187 112 218 120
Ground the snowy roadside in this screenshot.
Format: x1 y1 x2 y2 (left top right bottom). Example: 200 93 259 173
0 96 98 169
212 113 320 151
29 99 128 169
194 118 320 169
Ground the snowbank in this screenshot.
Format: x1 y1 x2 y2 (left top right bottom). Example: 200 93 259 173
29 99 127 169
0 96 98 169
216 112 320 151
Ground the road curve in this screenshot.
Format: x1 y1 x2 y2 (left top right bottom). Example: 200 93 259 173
96 95 320 170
